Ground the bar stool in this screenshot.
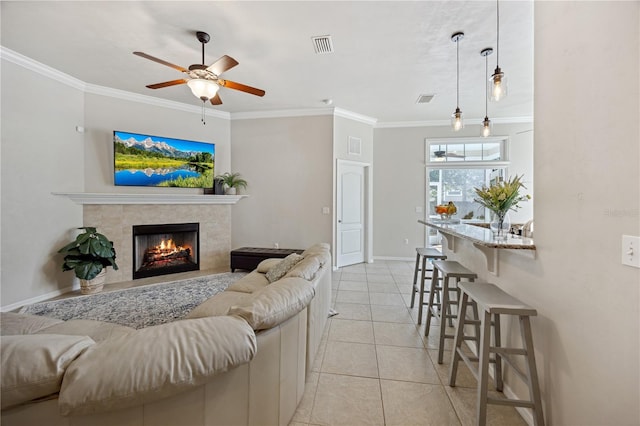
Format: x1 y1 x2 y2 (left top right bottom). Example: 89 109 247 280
449 282 545 426
411 247 447 325
424 260 478 364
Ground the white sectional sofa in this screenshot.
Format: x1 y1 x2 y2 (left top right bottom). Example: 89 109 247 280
1 243 332 426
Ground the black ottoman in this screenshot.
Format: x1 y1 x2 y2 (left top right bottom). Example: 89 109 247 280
230 247 304 272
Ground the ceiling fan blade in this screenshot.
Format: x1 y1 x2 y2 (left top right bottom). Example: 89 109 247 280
206 55 239 76
133 51 188 73
210 93 223 105
145 79 188 89
218 79 265 97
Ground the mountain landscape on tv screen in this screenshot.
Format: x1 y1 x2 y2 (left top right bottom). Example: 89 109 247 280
114 132 214 188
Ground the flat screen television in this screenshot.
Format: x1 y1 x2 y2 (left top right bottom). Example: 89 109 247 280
113 131 215 188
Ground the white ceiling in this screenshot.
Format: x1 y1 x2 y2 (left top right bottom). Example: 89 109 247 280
0 1 533 124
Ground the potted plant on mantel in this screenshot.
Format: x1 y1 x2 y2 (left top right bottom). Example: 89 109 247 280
58 227 119 295
216 172 248 195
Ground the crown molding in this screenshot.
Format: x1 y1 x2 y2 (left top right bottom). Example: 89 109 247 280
85 83 230 119
334 108 377 125
230 107 335 120
376 116 534 129
0 46 86 91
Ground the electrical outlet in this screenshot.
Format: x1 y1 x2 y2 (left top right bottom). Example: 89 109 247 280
322 207 330 215
274 242 279 249
622 235 640 268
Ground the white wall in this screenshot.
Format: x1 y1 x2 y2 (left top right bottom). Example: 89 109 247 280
372 122 533 259
531 2 639 423
230 115 333 250
1 60 84 307
83 94 230 193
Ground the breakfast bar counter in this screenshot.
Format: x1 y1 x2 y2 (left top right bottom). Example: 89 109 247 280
419 219 536 275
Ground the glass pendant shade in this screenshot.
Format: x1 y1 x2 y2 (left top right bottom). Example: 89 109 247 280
451 108 464 131
187 79 219 100
481 116 492 137
490 68 507 102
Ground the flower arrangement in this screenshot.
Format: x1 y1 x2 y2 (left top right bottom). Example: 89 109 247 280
474 175 530 239
474 175 530 215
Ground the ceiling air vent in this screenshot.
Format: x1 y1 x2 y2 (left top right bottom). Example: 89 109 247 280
416 94 436 104
312 35 334 54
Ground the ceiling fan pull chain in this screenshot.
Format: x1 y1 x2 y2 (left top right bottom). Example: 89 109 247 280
201 101 206 125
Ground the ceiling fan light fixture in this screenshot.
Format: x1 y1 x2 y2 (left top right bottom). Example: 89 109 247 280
187 78 219 101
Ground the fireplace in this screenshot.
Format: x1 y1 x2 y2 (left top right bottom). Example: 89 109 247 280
132 223 199 279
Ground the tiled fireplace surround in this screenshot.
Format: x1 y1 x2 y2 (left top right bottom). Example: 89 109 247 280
83 204 231 284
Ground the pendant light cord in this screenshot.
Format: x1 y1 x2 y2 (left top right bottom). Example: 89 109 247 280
485 53 489 116
456 38 460 108
496 0 500 67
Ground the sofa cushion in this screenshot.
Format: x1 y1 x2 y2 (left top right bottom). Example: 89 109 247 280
284 255 321 281
185 291 252 319
301 243 331 266
229 277 315 331
37 319 134 342
265 253 303 283
226 270 269 294
256 258 282 273
1 312 64 336
58 315 256 416
1 334 95 410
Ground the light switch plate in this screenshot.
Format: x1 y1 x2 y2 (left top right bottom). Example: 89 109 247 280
622 235 640 268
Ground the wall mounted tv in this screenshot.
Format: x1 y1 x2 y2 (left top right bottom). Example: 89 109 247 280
113 131 214 188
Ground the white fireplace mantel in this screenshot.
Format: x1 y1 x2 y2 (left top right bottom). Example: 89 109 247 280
52 192 248 205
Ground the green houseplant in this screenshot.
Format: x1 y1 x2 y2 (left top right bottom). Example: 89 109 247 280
216 172 248 195
58 227 119 294
474 175 530 240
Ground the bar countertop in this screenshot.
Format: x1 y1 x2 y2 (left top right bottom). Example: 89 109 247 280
419 219 536 250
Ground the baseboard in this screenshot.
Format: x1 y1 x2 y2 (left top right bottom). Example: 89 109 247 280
1 284 78 312
373 256 414 262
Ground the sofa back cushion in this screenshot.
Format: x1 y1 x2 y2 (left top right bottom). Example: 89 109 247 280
226 270 269 293
284 255 321 281
185 291 252 319
1 334 95 410
36 319 134 342
228 277 315 330
58 315 256 416
1 312 64 336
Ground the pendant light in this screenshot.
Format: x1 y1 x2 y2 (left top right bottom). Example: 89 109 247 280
480 48 493 137
490 0 507 101
450 32 464 132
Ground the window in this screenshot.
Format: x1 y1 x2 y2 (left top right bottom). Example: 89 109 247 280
426 137 509 223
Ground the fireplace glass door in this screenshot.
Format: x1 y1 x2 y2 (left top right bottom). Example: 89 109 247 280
132 223 199 279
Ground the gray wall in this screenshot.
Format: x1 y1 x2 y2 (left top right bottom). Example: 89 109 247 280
372 122 533 259
230 115 334 250
1 61 85 306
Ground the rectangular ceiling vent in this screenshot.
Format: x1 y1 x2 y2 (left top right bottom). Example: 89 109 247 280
416 94 436 104
312 35 334 54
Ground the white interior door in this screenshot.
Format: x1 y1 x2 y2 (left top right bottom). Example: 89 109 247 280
337 162 365 267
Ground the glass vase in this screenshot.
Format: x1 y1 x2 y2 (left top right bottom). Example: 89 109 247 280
489 211 511 241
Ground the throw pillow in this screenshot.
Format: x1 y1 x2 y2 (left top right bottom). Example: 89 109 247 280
265 253 303 283
256 258 283 274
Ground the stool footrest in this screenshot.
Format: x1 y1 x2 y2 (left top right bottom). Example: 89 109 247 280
498 354 529 383
491 347 527 356
487 397 535 409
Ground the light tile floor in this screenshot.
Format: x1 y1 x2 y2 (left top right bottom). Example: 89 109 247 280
290 260 528 426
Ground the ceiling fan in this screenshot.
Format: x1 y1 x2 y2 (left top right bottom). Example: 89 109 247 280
134 31 265 106
434 150 465 159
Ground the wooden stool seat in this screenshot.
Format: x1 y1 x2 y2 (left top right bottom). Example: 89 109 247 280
449 282 545 426
425 260 478 364
411 247 447 325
